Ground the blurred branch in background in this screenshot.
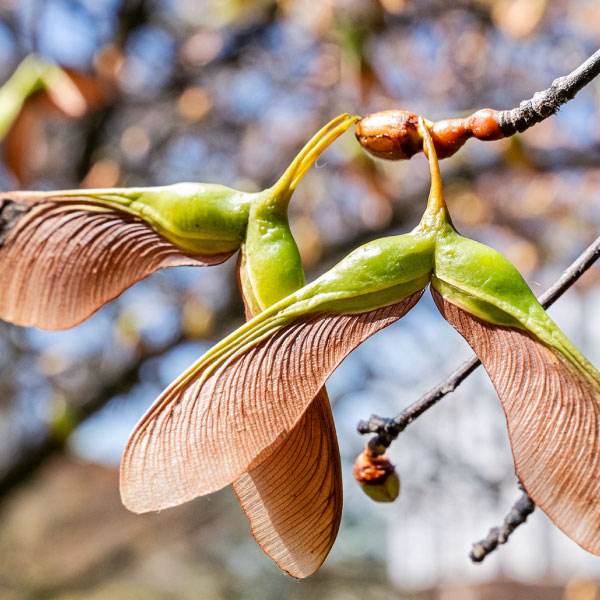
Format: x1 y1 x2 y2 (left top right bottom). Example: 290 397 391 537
0 285 244 504
0 54 94 186
0 55 82 139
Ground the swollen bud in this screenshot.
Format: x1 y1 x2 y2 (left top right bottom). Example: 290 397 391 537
356 110 422 160
353 449 400 503
356 108 504 161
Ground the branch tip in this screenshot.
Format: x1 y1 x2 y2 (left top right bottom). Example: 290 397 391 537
469 487 535 563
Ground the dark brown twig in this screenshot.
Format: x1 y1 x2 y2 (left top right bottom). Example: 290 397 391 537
357 49 600 161
470 481 535 563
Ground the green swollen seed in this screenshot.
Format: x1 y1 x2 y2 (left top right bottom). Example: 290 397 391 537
240 113 359 312
243 199 305 311
51 183 253 255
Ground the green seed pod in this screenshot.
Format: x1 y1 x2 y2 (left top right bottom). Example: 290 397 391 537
71 182 253 255
305 233 433 314
0 182 252 329
431 232 593 372
239 113 358 312
236 200 435 321
416 116 600 557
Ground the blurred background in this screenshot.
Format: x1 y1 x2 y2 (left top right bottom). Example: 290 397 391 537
0 0 599 598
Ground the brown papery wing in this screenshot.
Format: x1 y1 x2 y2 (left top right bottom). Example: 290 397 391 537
0 195 233 329
433 289 600 554
120 292 422 514
233 387 342 578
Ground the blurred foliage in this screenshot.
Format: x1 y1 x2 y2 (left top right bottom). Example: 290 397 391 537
0 0 599 597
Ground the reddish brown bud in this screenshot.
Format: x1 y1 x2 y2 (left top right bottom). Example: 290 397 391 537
353 449 400 503
468 108 503 141
356 110 422 160
431 109 503 157
430 118 472 158
357 108 505 161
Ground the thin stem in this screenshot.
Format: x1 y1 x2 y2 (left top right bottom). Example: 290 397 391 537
420 116 444 209
289 116 358 189
270 113 356 200
414 116 453 233
358 233 600 450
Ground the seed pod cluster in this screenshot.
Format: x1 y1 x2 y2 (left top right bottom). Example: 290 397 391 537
5 98 600 578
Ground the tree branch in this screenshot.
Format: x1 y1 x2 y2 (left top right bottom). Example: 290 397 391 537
358 233 600 451
496 48 600 136
469 480 535 563
357 49 600 161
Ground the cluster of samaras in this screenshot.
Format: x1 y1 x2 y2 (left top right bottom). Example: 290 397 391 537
1 111 599 578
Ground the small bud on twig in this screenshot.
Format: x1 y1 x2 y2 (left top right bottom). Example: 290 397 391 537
355 110 422 160
356 108 504 161
353 448 400 503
